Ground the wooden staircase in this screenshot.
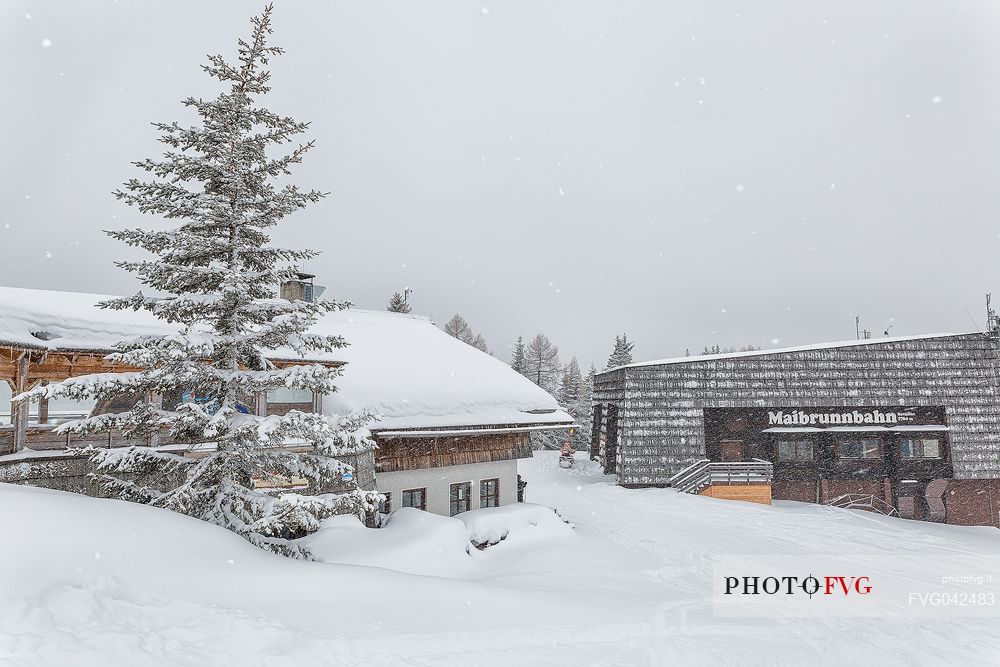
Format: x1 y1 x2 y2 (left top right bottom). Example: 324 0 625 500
669 458 774 505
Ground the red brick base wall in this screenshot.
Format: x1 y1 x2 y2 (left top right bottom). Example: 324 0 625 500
824 479 890 504
772 481 816 503
772 477 1000 528
944 480 1000 528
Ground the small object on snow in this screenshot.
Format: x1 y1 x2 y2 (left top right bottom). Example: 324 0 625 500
558 442 575 468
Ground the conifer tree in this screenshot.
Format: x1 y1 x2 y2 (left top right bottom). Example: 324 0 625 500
606 333 635 369
575 363 596 449
510 336 527 376
444 314 472 341
20 6 379 558
386 291 411 314
559 357 589 449
559 357 583 408
582 363 596 413
524 333 560 393
470 333 491 354
444 314 490 354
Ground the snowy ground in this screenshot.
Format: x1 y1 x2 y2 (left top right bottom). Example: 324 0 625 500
3 452 1000 666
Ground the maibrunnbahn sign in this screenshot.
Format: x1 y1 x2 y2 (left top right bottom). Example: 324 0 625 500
767 409 915 426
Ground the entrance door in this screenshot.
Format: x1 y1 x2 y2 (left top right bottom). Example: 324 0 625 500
604 405 619 474
720 440 743 462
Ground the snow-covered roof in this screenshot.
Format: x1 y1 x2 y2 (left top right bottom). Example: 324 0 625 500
607 332 981 373
0 286 572 431
308 309 573 431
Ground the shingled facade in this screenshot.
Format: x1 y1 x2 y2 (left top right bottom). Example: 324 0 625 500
592 332 1000 527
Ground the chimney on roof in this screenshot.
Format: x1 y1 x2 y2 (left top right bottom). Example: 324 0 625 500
279 272 326 303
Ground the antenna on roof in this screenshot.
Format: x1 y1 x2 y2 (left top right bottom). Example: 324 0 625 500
855 316 870 340
986 293 997 334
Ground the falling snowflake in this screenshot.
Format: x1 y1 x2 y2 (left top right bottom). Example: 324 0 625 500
41 38 52 48
931 95 942 104
735 184 744 192
558 187 565 196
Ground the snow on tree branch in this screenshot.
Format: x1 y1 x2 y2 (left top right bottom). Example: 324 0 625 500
32 4 380 559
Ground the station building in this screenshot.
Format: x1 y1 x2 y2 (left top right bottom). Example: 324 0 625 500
592 333 1000 527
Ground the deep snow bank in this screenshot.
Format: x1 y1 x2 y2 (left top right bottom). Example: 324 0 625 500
304 504 574 577
0 483 595 667
303 508 476 577
458 503 573 547
4 453 1000 666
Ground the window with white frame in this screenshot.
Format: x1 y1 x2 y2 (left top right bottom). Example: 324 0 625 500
839 438 881 459
450 482 471 516
480 478 500 508
900 438 941 459
776 440 814 461
401 487 426 511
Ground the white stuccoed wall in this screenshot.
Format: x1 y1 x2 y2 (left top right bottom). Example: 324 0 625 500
376 459 519 516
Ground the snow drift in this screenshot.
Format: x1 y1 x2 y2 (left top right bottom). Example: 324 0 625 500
3 452 1000 665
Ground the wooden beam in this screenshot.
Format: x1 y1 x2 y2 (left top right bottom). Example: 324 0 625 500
12 354 30 452
37 381 49 425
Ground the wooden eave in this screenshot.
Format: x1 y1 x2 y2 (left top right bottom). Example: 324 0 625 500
0 344 344 384
373 420 576 439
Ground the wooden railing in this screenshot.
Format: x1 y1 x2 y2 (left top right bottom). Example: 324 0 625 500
670 458 773 494
0 416 169 455
668 458 711 494
0 410 91 426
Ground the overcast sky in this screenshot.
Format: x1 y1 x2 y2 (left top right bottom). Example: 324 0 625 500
2 0 1000 370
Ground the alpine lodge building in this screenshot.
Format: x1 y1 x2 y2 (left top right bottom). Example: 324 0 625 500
0 283 574 519
591 332 1000 527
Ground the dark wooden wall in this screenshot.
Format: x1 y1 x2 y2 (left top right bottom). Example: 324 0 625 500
374 431 532 472
594 333 1000 486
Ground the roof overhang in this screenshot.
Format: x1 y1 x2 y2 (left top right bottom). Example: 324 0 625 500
374 422 577 439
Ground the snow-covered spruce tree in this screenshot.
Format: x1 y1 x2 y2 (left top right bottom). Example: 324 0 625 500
510 335 527 376
19 5 380 558
558 357 583 408
386 291 412 314
558 357 588 449
576 363 596 448
606 333 635 369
